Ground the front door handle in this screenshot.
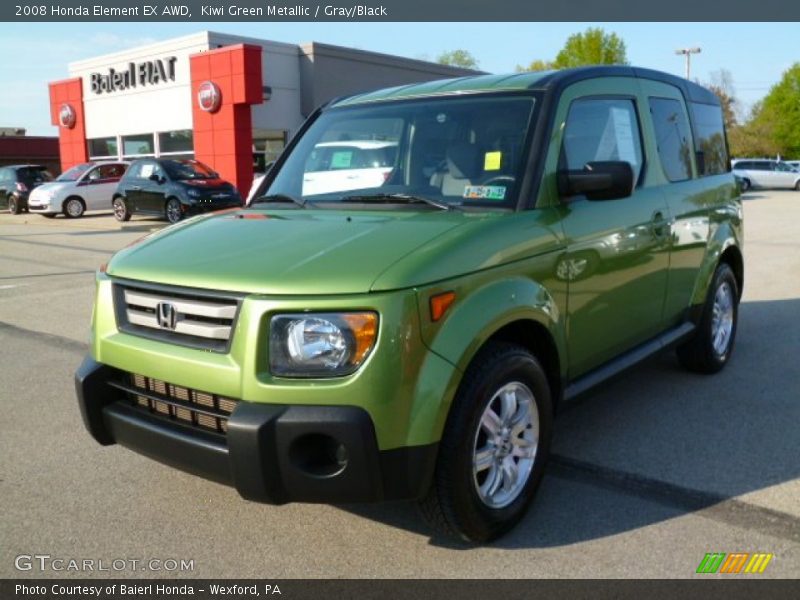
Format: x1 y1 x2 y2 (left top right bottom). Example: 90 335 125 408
650 210 671 239
129 186 142 191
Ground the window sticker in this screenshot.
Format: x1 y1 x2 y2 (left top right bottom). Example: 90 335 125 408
484 151 502 171
330 151 353 169
463 185 506 200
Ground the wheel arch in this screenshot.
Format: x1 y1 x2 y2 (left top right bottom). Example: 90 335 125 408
719 244 744 300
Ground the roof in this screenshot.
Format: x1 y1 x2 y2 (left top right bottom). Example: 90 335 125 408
332 66 720 108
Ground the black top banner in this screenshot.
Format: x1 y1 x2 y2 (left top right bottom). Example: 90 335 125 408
4 0 800 22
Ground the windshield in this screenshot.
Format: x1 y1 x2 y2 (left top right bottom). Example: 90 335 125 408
263 95 538 208
161 159 217 180
56 163 93 182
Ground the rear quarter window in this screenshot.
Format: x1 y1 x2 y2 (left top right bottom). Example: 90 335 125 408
690 102 730 176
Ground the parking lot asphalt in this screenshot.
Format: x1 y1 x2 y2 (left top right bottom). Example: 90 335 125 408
1 195 798 578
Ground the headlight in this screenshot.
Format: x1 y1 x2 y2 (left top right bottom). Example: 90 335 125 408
269 312 378 377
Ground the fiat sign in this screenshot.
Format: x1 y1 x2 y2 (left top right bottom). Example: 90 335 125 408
59 104 76 129
197 81 221 113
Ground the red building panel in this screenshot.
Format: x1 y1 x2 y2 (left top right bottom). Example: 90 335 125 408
190 44 263 195
48 77 88 172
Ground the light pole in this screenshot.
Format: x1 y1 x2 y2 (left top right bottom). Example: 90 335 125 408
675 47 702 79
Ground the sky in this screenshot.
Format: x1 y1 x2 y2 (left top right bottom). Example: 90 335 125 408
1 22 798 135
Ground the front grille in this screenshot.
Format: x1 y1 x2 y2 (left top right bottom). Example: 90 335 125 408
113 281 242 353
109 372 239 434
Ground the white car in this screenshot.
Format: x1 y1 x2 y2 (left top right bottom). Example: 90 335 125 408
732 159 800 191
786 160 800 172
302 141 397 196
28 161 129 218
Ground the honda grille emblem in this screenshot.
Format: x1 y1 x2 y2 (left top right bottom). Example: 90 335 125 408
156 302 178 330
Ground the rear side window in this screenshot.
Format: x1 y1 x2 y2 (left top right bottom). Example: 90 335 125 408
649 97 693 182
691 102 730 176
561 98 644 184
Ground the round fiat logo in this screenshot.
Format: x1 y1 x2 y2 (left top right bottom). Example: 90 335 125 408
59 103 76 129
197 81 221 113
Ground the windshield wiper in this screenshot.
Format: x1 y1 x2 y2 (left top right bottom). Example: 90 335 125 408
252 193 306 208
340 193 460 211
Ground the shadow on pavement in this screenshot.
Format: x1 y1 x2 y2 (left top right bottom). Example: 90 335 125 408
340 297 800 548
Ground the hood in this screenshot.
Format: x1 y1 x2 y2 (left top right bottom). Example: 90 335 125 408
181 178 234 192
107 209 472 295
30 181 70 194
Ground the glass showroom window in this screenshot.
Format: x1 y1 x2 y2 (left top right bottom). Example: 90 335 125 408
88 137 119 160
158 130 194 159
122 133 155 159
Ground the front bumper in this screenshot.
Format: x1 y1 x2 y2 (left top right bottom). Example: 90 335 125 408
185 198 242 215
75 355 437 504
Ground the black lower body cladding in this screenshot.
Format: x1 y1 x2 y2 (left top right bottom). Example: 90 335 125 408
74 356 436 504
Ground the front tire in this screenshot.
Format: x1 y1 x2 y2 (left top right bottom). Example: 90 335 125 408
677 262 739 373
63 197 85 218
165 198 183 224
112 197 131 222
8 196 20 214
419 342 553 542
740 178 751 192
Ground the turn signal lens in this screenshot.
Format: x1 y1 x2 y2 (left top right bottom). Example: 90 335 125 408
430 291 456 322
341 312 379 364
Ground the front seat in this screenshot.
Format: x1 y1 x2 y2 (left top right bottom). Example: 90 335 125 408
430 142 483 196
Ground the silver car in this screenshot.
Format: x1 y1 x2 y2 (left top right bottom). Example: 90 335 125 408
732 159 800 191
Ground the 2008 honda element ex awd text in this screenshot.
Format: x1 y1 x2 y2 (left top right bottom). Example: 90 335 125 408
76 66 743 542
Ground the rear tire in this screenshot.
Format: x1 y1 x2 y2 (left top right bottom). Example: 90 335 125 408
63 197 85 218
112 197 131 222
677 262 739 373
418 342 553 542
8 196 20 214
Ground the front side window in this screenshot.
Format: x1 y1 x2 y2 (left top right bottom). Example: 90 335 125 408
263 95 538 208
690 103 729 176
560 98 644 184
649 97 693 182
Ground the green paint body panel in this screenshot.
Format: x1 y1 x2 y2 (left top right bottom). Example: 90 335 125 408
90 69 742 454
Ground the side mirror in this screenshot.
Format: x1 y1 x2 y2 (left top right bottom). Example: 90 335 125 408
557 161 634 201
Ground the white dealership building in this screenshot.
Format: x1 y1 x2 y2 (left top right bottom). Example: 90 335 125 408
48 31 476 193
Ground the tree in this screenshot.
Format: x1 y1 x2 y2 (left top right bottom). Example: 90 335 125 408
707 69 738 130
552 28 628 68
436 49 479 69
727 102 781 158
518 28 628 72
756 63 800 157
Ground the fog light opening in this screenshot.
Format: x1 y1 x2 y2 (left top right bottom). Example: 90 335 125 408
289 433 348 478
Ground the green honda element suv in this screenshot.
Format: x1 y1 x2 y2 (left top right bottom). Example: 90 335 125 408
76 66 743 542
